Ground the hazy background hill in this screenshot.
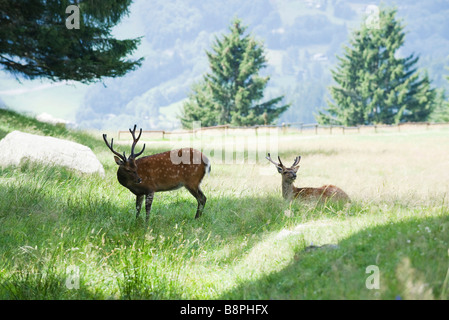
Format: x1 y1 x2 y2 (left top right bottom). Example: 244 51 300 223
2 0 449 130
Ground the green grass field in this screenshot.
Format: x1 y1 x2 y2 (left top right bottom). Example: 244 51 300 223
0 108 448 300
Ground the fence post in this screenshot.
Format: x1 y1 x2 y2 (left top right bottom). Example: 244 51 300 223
315 124 318 135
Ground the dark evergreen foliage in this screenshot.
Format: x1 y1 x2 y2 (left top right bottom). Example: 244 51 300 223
180 18 289 128
0 0 142 83
317 7 437 125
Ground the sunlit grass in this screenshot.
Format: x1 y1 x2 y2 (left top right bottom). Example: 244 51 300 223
0 109 448 299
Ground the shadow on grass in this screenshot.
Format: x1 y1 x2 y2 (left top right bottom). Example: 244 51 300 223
0 128 8 140
0 161 292 299
0 162 372 299
0 270 100 300
219 213 449 300
0 164 186 299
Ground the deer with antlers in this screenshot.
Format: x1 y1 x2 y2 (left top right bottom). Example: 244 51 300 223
266 153 350 203
103 125 211 223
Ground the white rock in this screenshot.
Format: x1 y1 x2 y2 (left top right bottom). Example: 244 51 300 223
0 131 104 175
36 112 72 126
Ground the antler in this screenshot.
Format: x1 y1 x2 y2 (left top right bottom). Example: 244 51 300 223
291 156 301 167
277 156 284 167
129 124 146 159
267 153 301 168
266 153 282 167
103 134 126 162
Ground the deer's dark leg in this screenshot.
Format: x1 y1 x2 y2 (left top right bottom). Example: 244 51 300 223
196 188 207 218
145 191 155 223
186 186 207 219
136 195 144 219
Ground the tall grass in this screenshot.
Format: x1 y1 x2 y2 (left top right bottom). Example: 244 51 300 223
0 109 448 299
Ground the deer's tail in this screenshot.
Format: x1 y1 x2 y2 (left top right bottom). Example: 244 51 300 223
204 156 211 177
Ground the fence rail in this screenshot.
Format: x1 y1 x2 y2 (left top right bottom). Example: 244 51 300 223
117 121 449 140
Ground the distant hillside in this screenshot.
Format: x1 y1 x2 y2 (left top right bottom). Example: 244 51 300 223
76 0 449 130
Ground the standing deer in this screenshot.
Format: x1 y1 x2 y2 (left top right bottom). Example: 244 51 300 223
103 125 211 223
266 153 350 202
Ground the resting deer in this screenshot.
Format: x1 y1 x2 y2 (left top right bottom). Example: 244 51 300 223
266 153 350 203
103 125 211 223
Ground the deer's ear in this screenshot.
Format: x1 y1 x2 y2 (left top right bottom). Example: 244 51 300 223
114 156 124 165
292 165 300 172
276 166 283 173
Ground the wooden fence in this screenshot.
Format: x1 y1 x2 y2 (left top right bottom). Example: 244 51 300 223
117 121 449 140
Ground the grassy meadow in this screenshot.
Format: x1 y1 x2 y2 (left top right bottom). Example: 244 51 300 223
0 108 449 300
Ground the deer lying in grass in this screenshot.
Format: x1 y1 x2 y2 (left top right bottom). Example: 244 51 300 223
266 153 350 203
103 125 211 223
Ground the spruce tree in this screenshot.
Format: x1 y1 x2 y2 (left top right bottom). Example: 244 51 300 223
317 7 436 125
0 0 142 83
180 82 219 129
180 18 289 128
430 71 449 122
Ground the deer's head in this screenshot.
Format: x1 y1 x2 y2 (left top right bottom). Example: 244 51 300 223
103 125 146 185
266 153 301 183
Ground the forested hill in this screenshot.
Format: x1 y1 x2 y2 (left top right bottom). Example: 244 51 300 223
76 0 449 130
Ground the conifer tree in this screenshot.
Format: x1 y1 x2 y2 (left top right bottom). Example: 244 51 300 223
317 7 436 125
430 71 449 122
0 0 142 83
180 18 289 128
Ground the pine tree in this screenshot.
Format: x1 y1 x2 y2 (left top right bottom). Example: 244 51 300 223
0 0 142 83
180 82 219 129
430 71 449 122
317 7 437 125
180 18 289 128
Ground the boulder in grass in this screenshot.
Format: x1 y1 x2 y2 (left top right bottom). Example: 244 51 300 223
0 130 104 176
36 112 73 127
